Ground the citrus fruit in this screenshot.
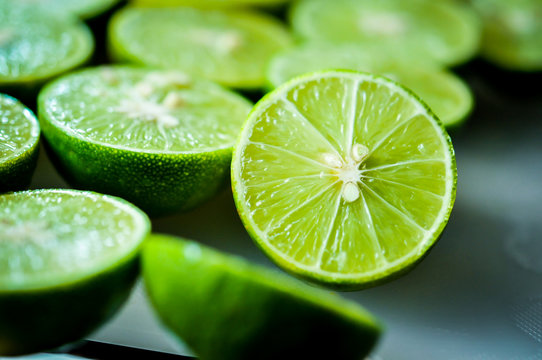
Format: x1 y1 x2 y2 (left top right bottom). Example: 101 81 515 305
231 70 457 289
0 1 94 93
290 0 481 67
143 234 382 360
38 66 252 216
131 0 290 9
108 7 293 89
268 44 473 127
0 189 150 356
474 0 542 71
17 0 121 20
0 94 40 193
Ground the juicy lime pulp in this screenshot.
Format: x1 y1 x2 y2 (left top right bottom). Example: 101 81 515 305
267 44 473 127
0 189 150 291
0 1 94 85
0 93 40 192
131 0 290 8
290 0 481 67
143 234 381 360
38 66 252 215
109 7 293 88
232 71 457 289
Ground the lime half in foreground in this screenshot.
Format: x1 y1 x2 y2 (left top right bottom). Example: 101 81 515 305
143 234 381 360
0 189 150 356
232 71 457 289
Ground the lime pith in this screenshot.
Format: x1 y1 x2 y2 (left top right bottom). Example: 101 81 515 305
232 70 457 289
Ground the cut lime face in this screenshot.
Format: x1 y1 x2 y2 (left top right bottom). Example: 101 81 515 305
0 1 94 87
109 7 293 89
290 0 481 67
267 44 473 128
474 0 542 71
0 189 150 356
132 0 290 8
232 71 457 289
17 0 121 19
38 66 252 215
0 94 40 193
143 234 381 360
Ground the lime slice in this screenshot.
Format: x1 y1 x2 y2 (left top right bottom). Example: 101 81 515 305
109 7 293 89
17 0 121 19
0 94 40 193
131 0 290 9
38 66 252 216
0 189 150 356
231 71 457 289
290 0 481 67
143 234 381 359
0 1 94 89
267 44 473 128
474 0 542 71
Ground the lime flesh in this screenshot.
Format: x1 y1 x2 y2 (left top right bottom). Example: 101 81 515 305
232 70 457 289
143 234 381 360
0 94 40 193
109 7 293 89
38 66 252 215
17 0 121 19
0 189 150 356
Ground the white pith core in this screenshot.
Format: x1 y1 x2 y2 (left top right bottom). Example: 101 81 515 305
358 12 407 36
190 28 243 54
0 219 55 246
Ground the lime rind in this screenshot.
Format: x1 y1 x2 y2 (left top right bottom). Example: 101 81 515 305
232 70 457 289
0 189 151 291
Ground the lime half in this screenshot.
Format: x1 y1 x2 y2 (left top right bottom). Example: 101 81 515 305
109 7 293 89
0 1 94 89
38 66 252 216
268 44 473 127
143 234 381 360
0 189 150 356
131 0 290 9
18 0 121 19
232 71 457 289
290 0 481 67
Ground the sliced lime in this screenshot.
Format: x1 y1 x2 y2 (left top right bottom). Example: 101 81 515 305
0 189 150 356
143 234 381 360
0 94 40 193
232 70 457 289
474 0 542 71
290 0 481 67
0 1 94 89
18 0 121 19
38 66 252 216
131 0 290 9
109 7 293 89
267 44 473 127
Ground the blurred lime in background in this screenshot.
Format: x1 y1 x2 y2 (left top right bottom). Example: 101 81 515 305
15 0 122 20
131 0 291 9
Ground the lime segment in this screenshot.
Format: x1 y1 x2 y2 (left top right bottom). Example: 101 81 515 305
232 71 457 289
109 7 293 88
143 234 381 360
0 94 40 192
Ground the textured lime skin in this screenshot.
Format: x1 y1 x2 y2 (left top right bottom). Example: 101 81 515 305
143 234 382 360
231 70 457 290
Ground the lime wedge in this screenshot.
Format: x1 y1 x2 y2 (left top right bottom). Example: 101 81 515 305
18 0 121 19
131 0 290 9
290 0 481 67
0 94 40 193
232 71 457 289
38 66 252 216
0 1 94 89
474 0 542 71
267 44 473 128
0 189 150 356
143 234 381 359
109 7 293 89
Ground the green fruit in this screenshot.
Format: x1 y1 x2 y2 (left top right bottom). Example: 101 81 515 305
0 93 40 193
0 189 150 356
131 0 290 9
143 234 382 360
38 66 252 216
232 70 457 289
16 0 122 19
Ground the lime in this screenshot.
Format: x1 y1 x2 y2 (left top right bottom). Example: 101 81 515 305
0 1 94 92
474 0 542 71
290 0 481 67
143 234 381 360
267 44 473 128
0 189 150 356
38 66 252 216
17 0 121 19
0 94 40 193
231 70 457 289
131 0 290 9
109 7 293 89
